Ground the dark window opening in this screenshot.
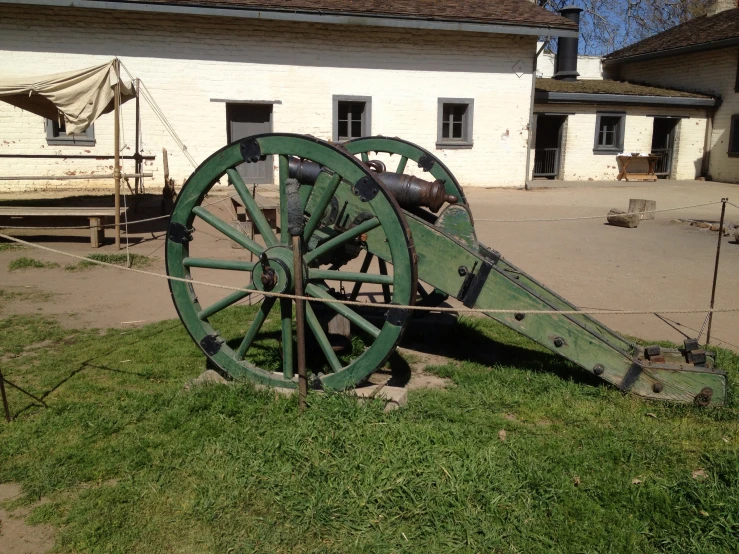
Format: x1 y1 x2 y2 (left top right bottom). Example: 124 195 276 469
333 97 371 142
594 113 624 153
46 118 95 146
437 98 474 148
729 114 739 157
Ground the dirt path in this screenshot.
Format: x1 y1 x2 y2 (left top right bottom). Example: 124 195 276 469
0 182 737 353
0 483 54 554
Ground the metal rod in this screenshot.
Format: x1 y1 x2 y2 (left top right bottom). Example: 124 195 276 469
114 59 122 250
706 197 728 345
134 78 141 202
0 173 153 181
293 235 307 411
0 154 155 160
0 368 11 423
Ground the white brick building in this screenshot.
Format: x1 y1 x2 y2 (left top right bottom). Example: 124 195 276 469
602 0 739 184
528 6 717 182
0 0 577 192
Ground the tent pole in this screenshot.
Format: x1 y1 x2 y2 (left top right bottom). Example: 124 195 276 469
114 59 121 250
134 78 141 212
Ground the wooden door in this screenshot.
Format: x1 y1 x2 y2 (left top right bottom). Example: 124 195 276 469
227 103 273 184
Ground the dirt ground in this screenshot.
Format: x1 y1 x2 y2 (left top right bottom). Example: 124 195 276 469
0 179 737 352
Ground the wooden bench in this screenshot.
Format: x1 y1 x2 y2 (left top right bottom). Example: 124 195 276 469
0 206 128 247
230 194 279 233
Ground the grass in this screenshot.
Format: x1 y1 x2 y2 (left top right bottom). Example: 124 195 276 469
0 243 25 252
65 253 153 271
0 309 737 553
8 256 60 271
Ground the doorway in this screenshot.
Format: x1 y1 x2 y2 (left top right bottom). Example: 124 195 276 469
533 115 566 179
226 103 273 184
651 118 679 178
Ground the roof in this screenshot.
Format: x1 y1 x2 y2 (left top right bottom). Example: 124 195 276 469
101 0 579 32
536 78 714 99
604 8 739 63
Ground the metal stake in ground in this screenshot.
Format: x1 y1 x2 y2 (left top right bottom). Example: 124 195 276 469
286 178 307 410
706 198 728 345
0 368 10 423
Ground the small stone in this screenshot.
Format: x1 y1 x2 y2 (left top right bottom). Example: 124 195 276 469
573 475 581 487
184 369 229 389
691 469 707 480
498 429 507 441
632 478 643 485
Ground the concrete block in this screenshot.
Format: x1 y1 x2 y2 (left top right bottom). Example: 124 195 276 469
353 385 408 412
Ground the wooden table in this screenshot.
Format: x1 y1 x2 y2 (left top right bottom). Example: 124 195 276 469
0 206 128 247
616 155 660 182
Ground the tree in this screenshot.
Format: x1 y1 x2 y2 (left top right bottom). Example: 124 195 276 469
538 0 709 55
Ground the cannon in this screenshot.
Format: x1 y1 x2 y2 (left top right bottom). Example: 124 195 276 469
166 133 727 406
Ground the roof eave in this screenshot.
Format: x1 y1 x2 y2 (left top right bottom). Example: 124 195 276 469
603 36 739 65
0 0 580 37
534 90 716 108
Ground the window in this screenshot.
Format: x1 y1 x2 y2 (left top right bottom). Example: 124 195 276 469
437 98 474 148
729 115 739 157
593 113 624 153
735 52 739 93
45 118 95 146
332 96 371 142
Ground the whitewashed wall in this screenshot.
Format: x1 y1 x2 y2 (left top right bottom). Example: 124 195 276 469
0 4 538 192
533 104 708 180
612 47 739 183
536 44 603 80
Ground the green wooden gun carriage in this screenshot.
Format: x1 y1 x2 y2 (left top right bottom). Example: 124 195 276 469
166 133 726 406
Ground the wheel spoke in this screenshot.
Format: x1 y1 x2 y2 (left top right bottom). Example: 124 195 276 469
303 173 342 242
349 252 373 301
360 152 369 163
192 206 264 257
305 302 342 372
308 268 393 285
396 156 408 174
378 258 392 304
306 283 381 339
280 298 294 378
279 155 290 244
198 283 256 321
184 257 256 271
236 296 276 360
227 169 279 247
304 217 381 264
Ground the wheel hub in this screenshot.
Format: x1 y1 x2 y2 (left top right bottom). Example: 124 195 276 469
251 246 294 294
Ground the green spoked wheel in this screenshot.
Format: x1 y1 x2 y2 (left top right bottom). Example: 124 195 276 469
166 133 417 390
344 136 468 208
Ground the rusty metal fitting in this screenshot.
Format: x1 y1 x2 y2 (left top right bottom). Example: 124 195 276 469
652 382 663 393
593 364 605 375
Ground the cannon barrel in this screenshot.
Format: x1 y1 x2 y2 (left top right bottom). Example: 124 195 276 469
288 157 457 213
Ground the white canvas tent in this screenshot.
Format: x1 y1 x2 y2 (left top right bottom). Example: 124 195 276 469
0 60 134 134
0 59 136 248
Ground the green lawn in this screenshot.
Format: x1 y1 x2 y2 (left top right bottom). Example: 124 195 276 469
0 306 737 553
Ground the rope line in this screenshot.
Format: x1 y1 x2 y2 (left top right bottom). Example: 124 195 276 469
474 201 722 222
0 198 721 232
2 232 738 317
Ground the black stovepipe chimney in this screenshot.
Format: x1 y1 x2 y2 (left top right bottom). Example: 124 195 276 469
554 6 582 81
